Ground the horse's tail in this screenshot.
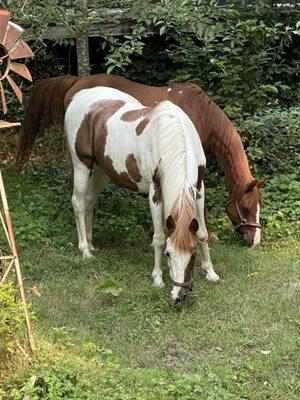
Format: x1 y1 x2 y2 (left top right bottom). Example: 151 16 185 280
16 75 80 167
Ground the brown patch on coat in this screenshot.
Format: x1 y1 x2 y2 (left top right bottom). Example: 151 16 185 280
103 155 139 191
75 99 125 170
136 118 150 135
197 165 205 190
75 99 144 192
125 154 142 182
121 107 151 122
75 115 93 169
152 168 162 204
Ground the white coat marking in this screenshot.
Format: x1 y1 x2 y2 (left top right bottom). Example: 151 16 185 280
252 204 261 247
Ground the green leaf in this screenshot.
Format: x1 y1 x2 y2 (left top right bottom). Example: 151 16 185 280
98 279 123 297
159 25 166 36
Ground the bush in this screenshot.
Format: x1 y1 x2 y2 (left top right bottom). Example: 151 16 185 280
7 361 93 400
237 107 300 177
0 283 25 364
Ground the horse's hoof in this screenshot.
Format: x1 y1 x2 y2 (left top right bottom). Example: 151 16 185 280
82 250 94 259
153 280 165 288
90 245 99 252
206 272 220 283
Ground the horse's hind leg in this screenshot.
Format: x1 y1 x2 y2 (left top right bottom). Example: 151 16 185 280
149 184 165 288
72 161 91 258
85 165 109 251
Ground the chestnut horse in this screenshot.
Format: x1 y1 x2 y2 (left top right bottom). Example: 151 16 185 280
17 74 265 247
66 86 219 304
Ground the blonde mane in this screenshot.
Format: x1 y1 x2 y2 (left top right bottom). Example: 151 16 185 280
150 100 205 252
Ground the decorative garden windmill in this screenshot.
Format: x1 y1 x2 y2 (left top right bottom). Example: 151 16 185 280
0 9 35 352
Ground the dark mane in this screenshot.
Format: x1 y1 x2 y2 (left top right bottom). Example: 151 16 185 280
177 83 253 196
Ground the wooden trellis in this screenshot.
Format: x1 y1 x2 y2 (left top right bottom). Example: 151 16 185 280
0 9 35 353
0 162 35 352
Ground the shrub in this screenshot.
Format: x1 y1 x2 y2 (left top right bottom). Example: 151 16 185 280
7 361 93 400
0 283 25 364
237 107 300 177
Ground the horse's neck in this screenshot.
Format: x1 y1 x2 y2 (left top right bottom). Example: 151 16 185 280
207 122 252 197
204 110 253 197
189 92 253 196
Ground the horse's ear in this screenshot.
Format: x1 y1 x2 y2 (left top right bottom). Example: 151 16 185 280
189 218 199 234
166 215 175 232
246 179 267 193
245 179 259 193
257 179 267 188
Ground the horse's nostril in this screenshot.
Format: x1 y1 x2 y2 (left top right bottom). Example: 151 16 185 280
173 297 184 306
244 237 253 247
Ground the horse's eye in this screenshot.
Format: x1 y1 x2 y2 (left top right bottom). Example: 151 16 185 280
165 251 170 258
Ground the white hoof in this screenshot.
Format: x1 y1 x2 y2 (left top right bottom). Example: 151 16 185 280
82 249 93 259
206 271 220 283
153 279 165 288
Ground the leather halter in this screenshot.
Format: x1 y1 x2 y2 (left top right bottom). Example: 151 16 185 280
169 253 196 289
170 277 193 288
225 198 262 231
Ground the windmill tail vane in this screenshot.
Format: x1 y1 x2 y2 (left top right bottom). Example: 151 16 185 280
0 9 34 116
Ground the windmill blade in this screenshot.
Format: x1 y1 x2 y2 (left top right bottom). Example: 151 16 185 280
6 74 22 103
0 81 7 114
4 22 24 51
9 39 34 60
0 10 10 44
10 62 32 82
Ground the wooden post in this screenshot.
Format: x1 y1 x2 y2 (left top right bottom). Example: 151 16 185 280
76 35 90 76
0 170 35 352
76 0 90 77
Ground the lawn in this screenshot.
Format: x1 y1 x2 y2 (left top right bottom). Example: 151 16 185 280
0 132 299 399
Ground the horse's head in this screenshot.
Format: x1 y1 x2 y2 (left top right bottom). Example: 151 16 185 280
226 179 266 248
165 215 199 305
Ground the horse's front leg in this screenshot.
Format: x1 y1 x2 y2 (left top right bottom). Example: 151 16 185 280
196 187 220 283
149 184 165 288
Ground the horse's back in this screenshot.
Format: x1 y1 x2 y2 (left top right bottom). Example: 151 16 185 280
66 87 153 192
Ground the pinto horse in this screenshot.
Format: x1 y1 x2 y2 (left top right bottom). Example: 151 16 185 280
17 74 266 247
65 87 219 304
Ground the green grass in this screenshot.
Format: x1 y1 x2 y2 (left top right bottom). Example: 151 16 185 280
0 145 299 399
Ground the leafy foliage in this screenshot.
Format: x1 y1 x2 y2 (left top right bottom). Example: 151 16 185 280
8 361 93 400
5 0 300 114
118 0 300 112
237 107 300 176
0 283 25 364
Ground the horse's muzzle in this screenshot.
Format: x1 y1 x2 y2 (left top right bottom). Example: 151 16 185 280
171 283 193 306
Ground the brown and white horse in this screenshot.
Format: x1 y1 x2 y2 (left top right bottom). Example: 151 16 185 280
17 74 265 247
65 86 219 304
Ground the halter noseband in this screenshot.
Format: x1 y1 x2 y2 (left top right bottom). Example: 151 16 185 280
170 277 193 288
225 198 262 231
